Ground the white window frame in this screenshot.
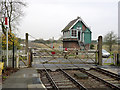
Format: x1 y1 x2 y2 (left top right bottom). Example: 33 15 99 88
72 29 77 37
63 31 70 38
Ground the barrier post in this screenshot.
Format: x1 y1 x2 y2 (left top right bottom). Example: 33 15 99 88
98 36 102 65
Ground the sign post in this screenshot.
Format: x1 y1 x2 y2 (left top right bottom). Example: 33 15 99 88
5 17 9 67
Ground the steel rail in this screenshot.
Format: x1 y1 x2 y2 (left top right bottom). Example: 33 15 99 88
59 68 87 90
79 68 120 90
43 65 59 90
92 67 120 80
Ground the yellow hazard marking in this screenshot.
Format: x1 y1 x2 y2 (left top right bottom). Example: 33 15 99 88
0 62 4 75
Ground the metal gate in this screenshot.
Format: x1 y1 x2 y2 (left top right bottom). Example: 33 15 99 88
33 48 98 65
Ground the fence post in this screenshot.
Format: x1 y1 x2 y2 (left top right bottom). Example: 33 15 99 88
117 54 120 65
28 50 30 67
30 49 33 63
25 33 28 54
16 54 19 68
95 51 98 64
114 54 117 65
28 49 32 67
98 36 102 65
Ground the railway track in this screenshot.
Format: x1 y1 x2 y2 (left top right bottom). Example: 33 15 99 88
38 65 87 90
58 68 87 90
85 68 120 89
90 67 120 80
38 64 114 89
64 69 112 89
38 58 120 89
65 58 120 89
78 68 120 90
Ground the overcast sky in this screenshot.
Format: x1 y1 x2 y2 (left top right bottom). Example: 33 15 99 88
18 0 119 40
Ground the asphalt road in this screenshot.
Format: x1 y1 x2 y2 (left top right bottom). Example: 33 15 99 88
31 57 115 69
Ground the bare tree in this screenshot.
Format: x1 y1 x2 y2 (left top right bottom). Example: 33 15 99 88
104 31 117 51
0 0 27 34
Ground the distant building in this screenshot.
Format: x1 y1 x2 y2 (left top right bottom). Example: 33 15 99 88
61 17 92 50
